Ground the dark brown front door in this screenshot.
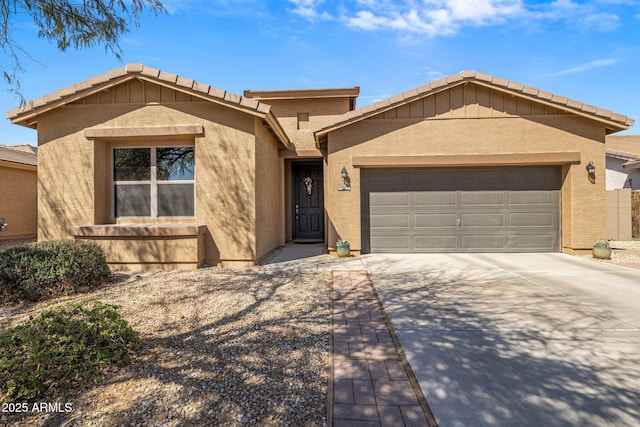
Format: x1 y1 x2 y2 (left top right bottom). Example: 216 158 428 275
293 162 324 241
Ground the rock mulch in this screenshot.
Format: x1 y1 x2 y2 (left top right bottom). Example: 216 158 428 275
578 240 640 266
0 267 330 427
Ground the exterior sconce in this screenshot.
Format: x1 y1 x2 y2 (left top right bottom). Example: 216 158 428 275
586 161 596 183
338 166 351 191
0 218 7 232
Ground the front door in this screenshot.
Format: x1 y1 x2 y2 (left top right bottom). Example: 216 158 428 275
293 162 324 241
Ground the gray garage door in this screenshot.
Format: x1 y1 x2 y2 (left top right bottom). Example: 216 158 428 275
362 167 560 253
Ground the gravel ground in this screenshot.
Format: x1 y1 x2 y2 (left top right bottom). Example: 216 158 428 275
0 267 330 427
578 240 640 265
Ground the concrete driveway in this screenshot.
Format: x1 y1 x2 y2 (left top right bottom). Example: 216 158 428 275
363 253 640 427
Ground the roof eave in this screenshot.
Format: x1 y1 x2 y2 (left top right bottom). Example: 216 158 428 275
313 73 634 142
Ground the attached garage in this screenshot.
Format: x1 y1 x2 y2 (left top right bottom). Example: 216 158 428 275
361 166 561 253
316 70 634 256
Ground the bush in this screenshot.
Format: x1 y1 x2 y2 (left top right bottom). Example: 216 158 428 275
0 301 142 402
0 240 111 303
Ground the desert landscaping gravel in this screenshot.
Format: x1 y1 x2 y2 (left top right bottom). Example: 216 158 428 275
0 266 330 427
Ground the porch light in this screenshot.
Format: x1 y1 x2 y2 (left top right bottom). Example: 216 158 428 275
341 166 348 179
585 161 596 176
0 218 7 232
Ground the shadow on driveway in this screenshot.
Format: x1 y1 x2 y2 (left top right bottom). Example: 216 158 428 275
365 253 640 427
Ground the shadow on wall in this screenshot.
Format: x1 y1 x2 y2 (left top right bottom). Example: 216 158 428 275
368 261 640 426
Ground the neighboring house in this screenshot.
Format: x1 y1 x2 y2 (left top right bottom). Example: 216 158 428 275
605 135 640 190
0 144 37 239
5 64 634 269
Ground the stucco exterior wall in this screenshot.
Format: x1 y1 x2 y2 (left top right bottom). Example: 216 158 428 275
36 82 264 268
325 112 607 254
606 157 640 190
0 163 37 239
259 97 353 150
254 119 285 260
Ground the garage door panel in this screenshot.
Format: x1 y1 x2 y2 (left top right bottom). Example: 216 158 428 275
461 212 505 227
414 213 458 228
364 167 560 253
370 192 410 207
414 192 456 206
509 191 557 206
371 214 411 227
509 212 556 227
509 234 557 250
370 236 411 251
415 235 458 250
460 191 505 206
461 235 507 250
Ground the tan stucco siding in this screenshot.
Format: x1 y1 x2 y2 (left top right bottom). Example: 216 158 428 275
261 98 353 150
37 94 261 267
0 164 37 239
375 83 563 121
254 119 285 260
37 108 95 242
325 114 607 253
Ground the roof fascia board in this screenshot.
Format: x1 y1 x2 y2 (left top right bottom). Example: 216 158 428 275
244 87 360 100
314 84 456 141
471 80 631 132
8 75 133 126
10 73 290 148
0 159 37 171
623 159 640 169
314 77 632 144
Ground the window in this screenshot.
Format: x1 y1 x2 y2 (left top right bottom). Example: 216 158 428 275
113 146 195 217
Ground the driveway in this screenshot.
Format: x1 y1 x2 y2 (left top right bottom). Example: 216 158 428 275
364 253 640 427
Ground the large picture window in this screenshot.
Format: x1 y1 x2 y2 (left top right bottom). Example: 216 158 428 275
114 146 195 217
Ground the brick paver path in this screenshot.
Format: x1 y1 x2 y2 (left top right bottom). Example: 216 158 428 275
330 271 437 427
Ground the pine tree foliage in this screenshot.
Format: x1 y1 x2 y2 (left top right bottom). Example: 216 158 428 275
1 0 165 99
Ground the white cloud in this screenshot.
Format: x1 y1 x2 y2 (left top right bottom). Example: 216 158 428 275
344 0 524 36
548 58 617 76
338 0 622 37
288 0 333 22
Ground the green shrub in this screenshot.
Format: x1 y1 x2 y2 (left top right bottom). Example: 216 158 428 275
0 301 142 402
0 240 111 302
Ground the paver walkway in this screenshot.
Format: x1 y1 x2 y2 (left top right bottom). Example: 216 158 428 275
330 270 436 427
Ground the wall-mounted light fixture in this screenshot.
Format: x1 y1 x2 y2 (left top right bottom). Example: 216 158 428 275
0 218 7 232
585 161 596 176
585 161 596 183
338 166 351 191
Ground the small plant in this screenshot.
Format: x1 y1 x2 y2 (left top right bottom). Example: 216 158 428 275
336 239 350 248
0 240 111 303
594 239 610 248
0 301 142 403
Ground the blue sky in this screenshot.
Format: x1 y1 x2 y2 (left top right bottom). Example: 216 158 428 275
3 0 640 146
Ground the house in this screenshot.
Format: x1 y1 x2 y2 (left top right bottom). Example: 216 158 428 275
5 64 634 269
605 135 640 190
605 135 640 239
0 144 37 239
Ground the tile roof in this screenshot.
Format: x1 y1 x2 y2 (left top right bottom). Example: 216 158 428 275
0 145 37 166
6 64 290 146
606 135 640 160
314 70 634 138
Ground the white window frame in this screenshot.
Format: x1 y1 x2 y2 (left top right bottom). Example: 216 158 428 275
112 145 195 218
